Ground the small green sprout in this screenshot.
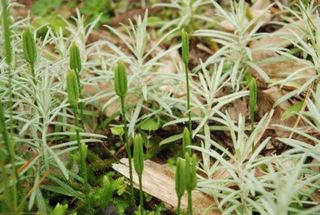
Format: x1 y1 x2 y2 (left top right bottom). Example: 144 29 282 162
133 133 145 214
175 157 186 215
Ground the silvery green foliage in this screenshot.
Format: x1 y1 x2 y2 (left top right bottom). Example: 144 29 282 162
153 0 212 33
88 11 183 136
271 2 320 106
276 83 320 160
192 112 320 214
165 60 248 137
0 10 106 212
270 84 320 214
194 0 271 91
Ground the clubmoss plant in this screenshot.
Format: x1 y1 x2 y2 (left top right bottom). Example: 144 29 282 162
113 61 134 205
185 153 197 215
66 69 89 209
22 28 37 86
133 133 145 214
1 0 18 212
175 157 186 215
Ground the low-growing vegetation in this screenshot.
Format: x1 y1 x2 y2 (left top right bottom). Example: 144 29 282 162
0 0 320 214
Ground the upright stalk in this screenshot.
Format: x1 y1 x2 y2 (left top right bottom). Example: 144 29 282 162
187 190 192 215
184 62 192 133
121 96 134 206
114 61 134 205
134 134 145 214
0 102 15 213
66 69 89 211
138 174 143 214
181 29 192 134
177 197 181 215
2 0 18 213
30 64 37 86
74 110 89 202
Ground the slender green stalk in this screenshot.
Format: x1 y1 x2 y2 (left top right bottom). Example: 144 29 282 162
181 29 192 134
138 175 143 214
0 101 15 213
177 197 181 215
187 190 192 215
30 64 37 87
2 0 18 213
121 96 134 206
184 62 192 133
74 111 89 201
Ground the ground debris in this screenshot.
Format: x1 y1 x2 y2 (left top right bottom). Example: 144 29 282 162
113 158 219 215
